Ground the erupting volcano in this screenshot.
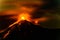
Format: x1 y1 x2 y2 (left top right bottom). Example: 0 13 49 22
0 0 58 40
0 11 49 40
0 13 48 40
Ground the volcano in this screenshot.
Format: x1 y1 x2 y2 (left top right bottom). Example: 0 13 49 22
0 20 56 40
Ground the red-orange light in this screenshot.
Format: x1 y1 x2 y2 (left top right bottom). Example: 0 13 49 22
18 13 31 21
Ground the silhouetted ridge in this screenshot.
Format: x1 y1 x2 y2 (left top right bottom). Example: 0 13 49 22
4 20 49 40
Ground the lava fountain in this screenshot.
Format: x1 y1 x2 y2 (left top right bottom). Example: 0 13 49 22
18 13 32 21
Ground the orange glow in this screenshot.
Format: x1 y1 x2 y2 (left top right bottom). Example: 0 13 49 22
33 17 48 25
8 13 31 27
21 16 25 20
35 20 38 24
18 13 31 21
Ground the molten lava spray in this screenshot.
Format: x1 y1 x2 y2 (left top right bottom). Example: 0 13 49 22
18 13 32 21
9 13 32 27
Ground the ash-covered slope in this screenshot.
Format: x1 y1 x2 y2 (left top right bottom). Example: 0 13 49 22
4 20 55 40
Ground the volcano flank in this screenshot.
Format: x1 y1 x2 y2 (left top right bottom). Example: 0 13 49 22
0 20 55 40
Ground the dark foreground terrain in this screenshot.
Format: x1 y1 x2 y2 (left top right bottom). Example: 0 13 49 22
0 20 59 40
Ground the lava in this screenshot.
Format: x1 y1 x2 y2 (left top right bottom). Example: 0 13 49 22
3 30 10 39
18 13 31 21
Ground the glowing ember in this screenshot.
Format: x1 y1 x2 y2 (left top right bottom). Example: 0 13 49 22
35 20 38 24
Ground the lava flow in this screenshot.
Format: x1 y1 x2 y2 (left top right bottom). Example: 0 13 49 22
9 13 32 28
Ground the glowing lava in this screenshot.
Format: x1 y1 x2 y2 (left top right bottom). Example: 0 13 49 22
21 17 25 20
18 13 31 21
8 13 32 28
